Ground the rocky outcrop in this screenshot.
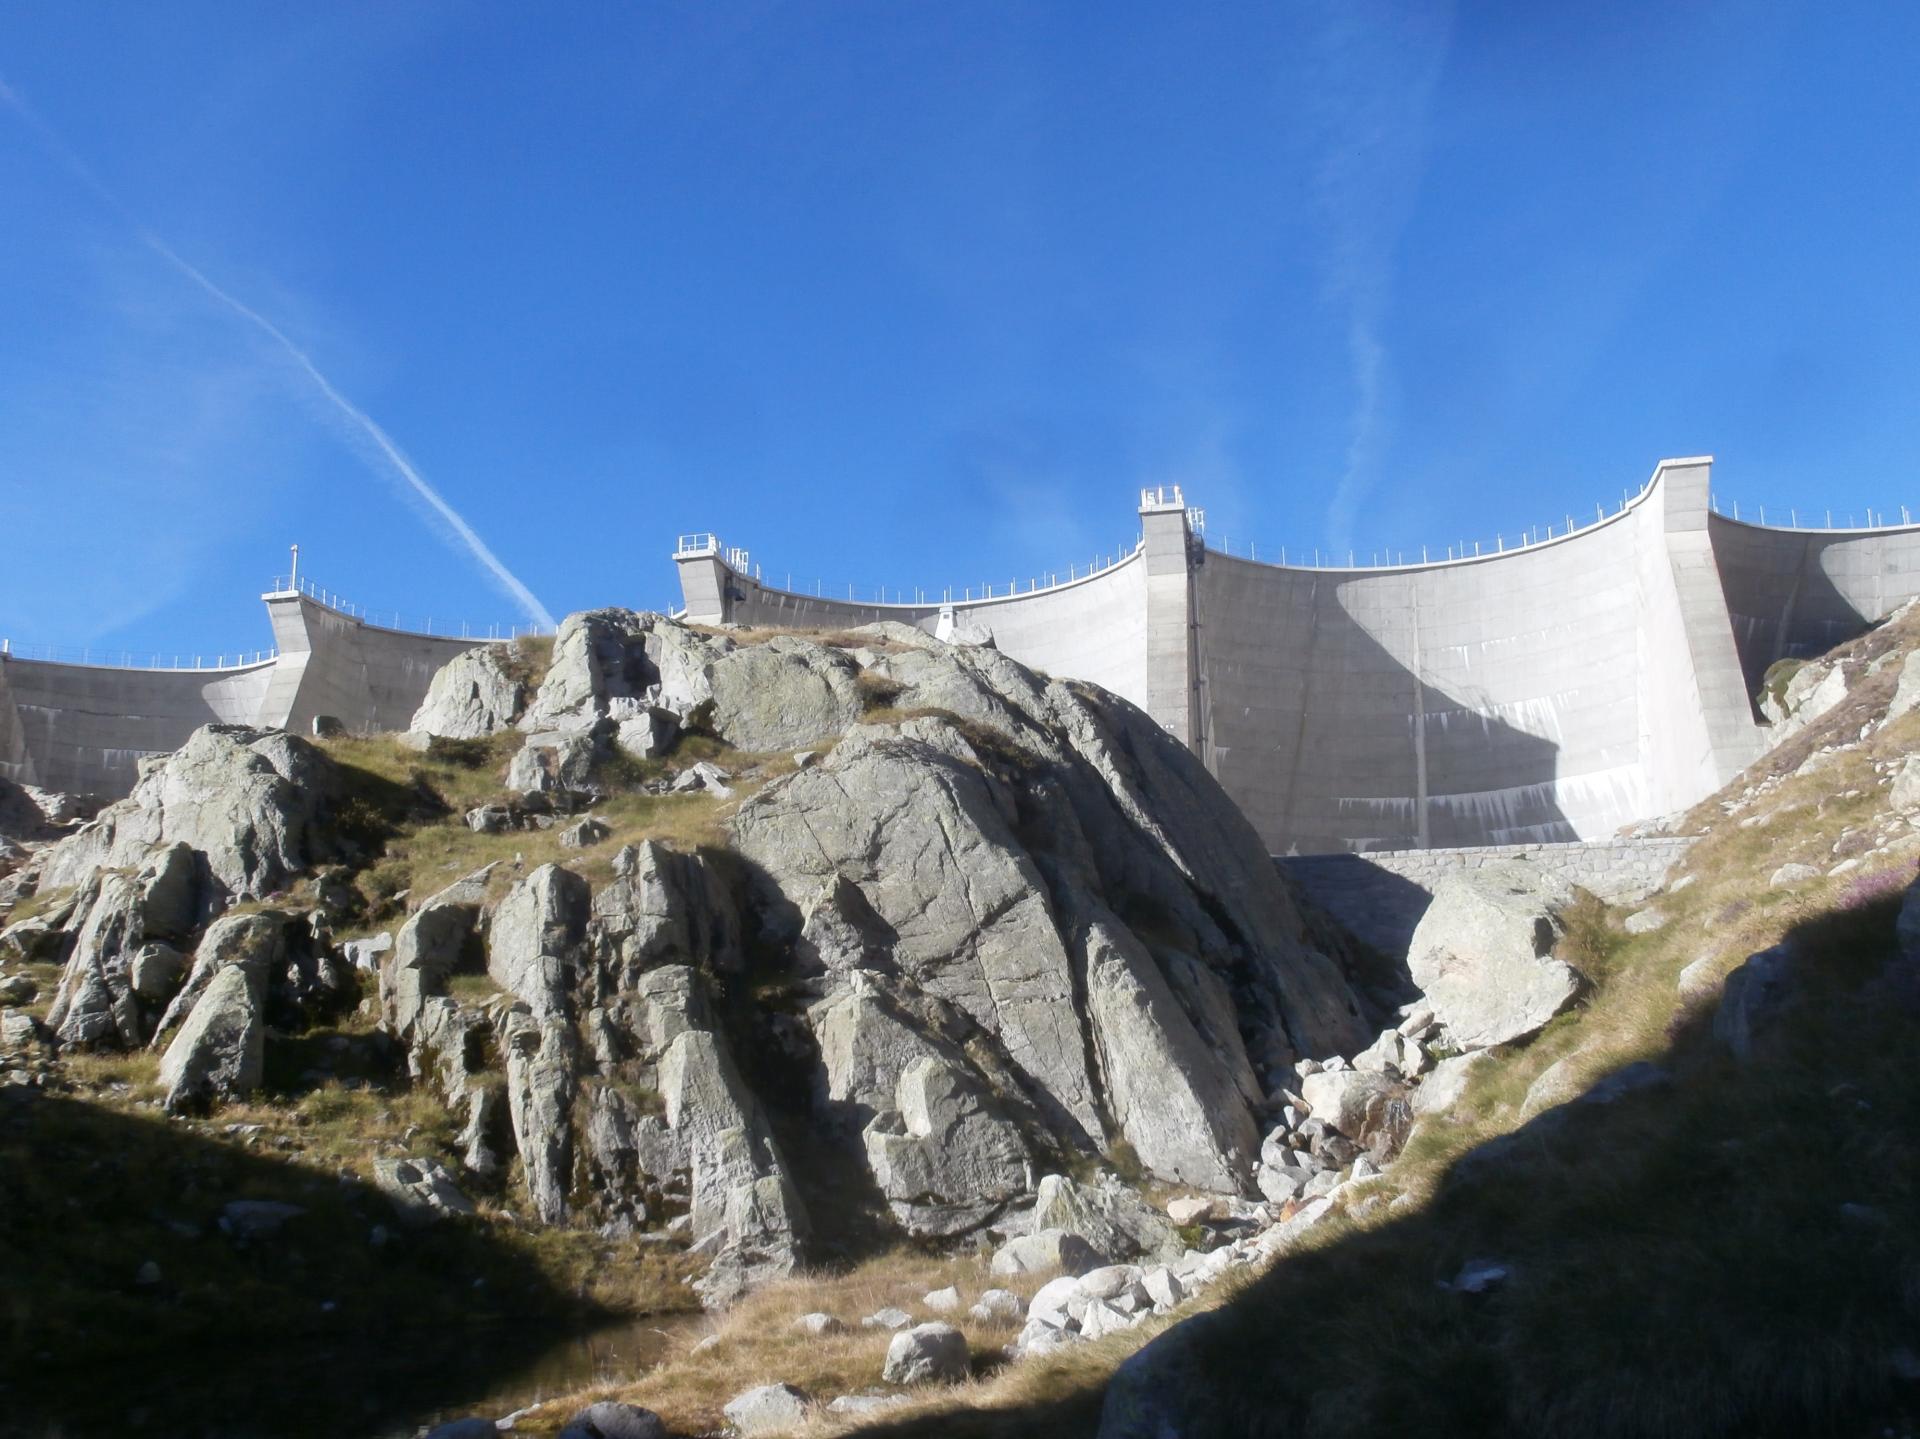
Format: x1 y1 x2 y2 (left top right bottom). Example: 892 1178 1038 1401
1406 865 1583 1050
354 613 1379 1292
703 637 864 750
42 843 203 1049
158 963 264 1113
862 1055 1031 1237
731 682 1363 1204
409 645 528 739
380 867 493 1039
12 606 1401 1312
41 725 339 906
151 911 287 1048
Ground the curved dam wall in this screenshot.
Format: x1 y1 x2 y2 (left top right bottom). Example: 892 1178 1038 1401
18 457 1918 839
677 511 1176 733
678 458 1920 853
1709 515 1920 687
0 657 276 798
1195 459 1762 851
0 591 479 800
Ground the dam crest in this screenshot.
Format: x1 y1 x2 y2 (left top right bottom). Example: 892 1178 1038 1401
7 456 1916 856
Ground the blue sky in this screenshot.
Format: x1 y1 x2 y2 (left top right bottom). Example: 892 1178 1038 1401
3 2 1917 654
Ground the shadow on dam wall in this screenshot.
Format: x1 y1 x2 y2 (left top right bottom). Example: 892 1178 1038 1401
1198 560 1577 857
1711 519 1897 710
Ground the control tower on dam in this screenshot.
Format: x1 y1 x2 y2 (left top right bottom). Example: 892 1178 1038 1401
677 456 1920 853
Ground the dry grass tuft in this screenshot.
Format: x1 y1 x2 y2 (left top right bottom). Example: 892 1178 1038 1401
516 1249 1076 1436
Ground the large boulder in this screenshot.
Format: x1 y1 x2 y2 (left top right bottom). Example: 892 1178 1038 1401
1097 1309 1229 1439
151 911 287 1048
1407 865 1582 1050
1299 1066 1410 1152
44 873 147 1048
373 1154 478 1225
1713 945 1798 1062
991 1228 1103 1276
410 644 528 739
704 638 865 751
861 1055 1031 1236
507 729 605 795
882 1322 970 1385
722 1384 809 1435
41 725 338 906
558 1402 666 1439
732 719 1103 1143
1763 658 1851 737
136 842 199 941
379 867 492 1038
488 863 589 1016
1030 1174 1181 1263
158 963 264 1112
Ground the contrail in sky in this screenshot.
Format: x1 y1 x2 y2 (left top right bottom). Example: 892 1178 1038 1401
1297 3 1453 556
0 76 556 629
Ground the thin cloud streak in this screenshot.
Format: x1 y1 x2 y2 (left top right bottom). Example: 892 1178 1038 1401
1297 3 1453 554
0 76 555 629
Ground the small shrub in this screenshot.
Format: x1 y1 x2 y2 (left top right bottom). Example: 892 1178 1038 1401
1838 864 1916 911
1760 657 1806 715
856 671 906 711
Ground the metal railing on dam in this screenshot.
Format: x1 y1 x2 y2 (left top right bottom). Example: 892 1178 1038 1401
0 642 278 671
263 575 556 640
674 531 1148 610
1200 476 1920 574
0 576 557 677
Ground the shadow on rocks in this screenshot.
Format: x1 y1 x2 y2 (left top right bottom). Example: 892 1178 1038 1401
849 885 1920 1439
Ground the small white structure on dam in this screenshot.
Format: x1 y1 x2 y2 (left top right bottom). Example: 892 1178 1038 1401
6 456 1916 855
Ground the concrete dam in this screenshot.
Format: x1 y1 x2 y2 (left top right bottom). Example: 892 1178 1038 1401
6 456 1917 856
